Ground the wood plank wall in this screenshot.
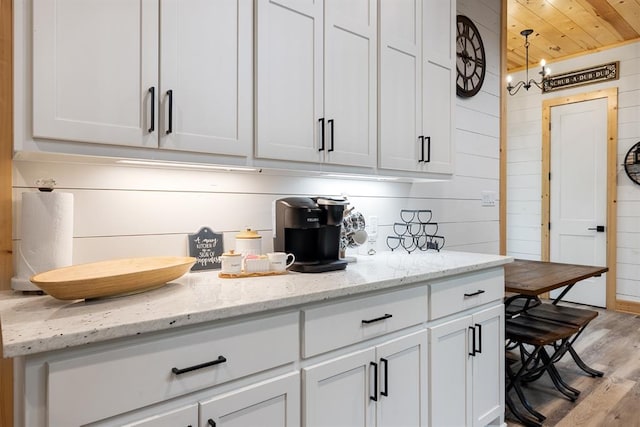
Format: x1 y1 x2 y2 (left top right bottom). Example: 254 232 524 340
0 0 14 424
505 40 640 310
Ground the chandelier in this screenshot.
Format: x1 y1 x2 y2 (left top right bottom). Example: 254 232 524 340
506 29 550 95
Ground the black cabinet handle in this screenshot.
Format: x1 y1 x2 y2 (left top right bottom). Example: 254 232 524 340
148 87 155 133
475 323 482 354
328 119 334 152
464 289 485 298
362 313 393 324
208 419 216 427
166 89 173 135
469 326 476 356
318 118 325 151
370 361 378 401
380 358 389 397
587 225 605 232
171 355 227 375
418 136 425 162
424 136 431 162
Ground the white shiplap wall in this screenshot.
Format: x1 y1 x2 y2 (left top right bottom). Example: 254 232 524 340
12 0 502 268
506 41 640 302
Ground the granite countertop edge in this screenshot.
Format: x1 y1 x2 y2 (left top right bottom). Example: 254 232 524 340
1 251 513 358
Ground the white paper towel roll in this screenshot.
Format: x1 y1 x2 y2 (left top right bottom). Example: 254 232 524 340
11 191 74 291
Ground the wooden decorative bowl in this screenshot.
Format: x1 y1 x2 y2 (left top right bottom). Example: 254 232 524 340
30 256 196 300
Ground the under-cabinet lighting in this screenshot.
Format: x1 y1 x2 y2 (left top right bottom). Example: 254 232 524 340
322 173 399 181
116 159 260 172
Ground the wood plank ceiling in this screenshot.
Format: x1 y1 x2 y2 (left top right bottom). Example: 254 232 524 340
506 0 640 72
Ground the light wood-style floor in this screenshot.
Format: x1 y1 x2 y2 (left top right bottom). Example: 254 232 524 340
505 303 640 427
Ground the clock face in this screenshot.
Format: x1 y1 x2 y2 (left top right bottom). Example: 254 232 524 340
456 15 486 98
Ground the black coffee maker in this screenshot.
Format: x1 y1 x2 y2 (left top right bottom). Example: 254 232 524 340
273 196 349 273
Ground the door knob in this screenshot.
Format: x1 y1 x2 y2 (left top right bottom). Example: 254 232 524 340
587 225 605 232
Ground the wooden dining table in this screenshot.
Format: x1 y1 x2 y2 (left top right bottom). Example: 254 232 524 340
503 259 609 426
504 259 608 305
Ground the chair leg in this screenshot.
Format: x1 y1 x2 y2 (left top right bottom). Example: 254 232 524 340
540 348 579 401
507 349 548 423
567 345 604 377
505 392 543 427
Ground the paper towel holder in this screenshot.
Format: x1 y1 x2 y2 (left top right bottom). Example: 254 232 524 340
36 178 56 192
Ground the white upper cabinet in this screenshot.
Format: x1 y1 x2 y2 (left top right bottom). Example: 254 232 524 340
159 0 252 156
33 0 159 148
379 0 455 174
256 0 377 168
32 0 252 156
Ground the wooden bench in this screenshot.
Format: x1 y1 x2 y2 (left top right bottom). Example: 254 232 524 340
505 314 582 425
505 295 603 377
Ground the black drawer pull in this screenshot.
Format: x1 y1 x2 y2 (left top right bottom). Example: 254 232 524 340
370 361 378 401
166 89 173 135
463 290 485 298
208 419 216 427
171 355 227 375
380 357 389 397
362 313 393 324
148 87 155 133
318 118 325 151
328 118 334 152
469 325 476 356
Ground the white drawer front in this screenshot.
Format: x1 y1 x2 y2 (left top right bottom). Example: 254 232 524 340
302 286 428 358
428 267 504 320
47 311 298 426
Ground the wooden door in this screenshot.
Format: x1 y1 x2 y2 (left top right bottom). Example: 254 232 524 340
304 348 376 427
160 0 252 156
255 0 323 163
32 0 158 148
549 98 608 307
376 331 428 427
323 0 377 167
199 373 300 427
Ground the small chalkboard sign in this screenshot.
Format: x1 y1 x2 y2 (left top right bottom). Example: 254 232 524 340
188 227 223 271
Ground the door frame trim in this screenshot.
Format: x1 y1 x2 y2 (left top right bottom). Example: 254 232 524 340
541 87 618 309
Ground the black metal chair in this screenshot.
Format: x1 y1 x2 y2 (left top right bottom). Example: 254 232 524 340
505 314 581 425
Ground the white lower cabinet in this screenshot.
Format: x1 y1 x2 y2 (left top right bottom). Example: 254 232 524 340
429 304 504 427
16 268 504 427
122 404 198 427
200 372 300 427
304 330 428 427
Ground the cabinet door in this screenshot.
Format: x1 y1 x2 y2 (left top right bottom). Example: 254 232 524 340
200 372 300 427
429 315 472 427
123 403 198 427
378 0 422 172
32 0 158 148
376 330 428 427
421 0 455 174
304 348 376 427
160 0 251 156
323 0 377 167
471 304 505 427
255 0 323 163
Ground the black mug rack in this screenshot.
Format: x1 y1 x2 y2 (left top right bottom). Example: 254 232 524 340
386 209 445 253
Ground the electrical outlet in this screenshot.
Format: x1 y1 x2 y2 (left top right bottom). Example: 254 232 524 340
481 191 496 207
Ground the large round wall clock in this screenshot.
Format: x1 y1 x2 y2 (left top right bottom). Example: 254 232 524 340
456 15 486 98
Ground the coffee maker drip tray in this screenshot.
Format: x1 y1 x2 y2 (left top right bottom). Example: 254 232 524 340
289 259 348 273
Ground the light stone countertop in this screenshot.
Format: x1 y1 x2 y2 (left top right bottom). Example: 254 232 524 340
0 251 512 358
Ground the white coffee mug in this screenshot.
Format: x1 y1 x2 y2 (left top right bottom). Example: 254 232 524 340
267 252 295 271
